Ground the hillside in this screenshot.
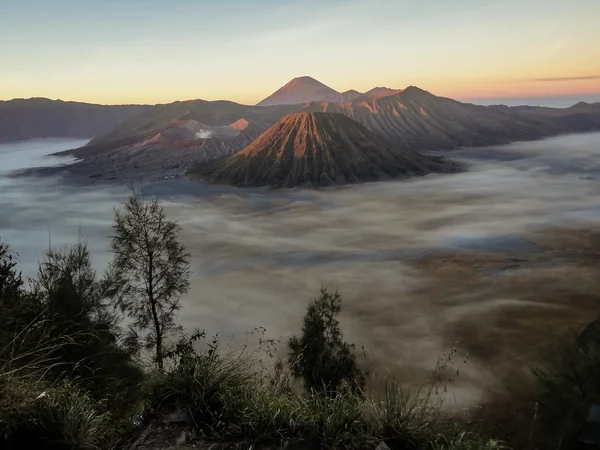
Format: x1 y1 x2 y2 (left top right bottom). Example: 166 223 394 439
299 86 567 148
256 76 341 106
0 98 152 143
192 112 455 187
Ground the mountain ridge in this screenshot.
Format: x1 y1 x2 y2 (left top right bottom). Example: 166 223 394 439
9 77 600 183
50 83 600 182
0 98 153 143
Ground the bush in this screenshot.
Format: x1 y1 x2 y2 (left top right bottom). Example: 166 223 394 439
304 391 372 449
150 336 256 434
365 380 438 449
0 238 144 449
0 378 43 444
0 379 110 450
36 386 111 450
532 324 600 448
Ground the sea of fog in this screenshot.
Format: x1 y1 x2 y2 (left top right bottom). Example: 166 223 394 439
2 133 600 406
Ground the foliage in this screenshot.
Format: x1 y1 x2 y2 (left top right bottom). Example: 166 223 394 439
288 288 365 395
151 333 255 433
36 386 111 450
0 241 22 301
532 327 600 448
34 241 144 401
431 429 506 450
365 379 438 449
0 379 111 450
0 238 143 448
110 192 191 370
1 219 526 450
148 331 455 449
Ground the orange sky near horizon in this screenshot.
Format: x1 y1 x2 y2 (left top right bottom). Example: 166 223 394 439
1 0 599 106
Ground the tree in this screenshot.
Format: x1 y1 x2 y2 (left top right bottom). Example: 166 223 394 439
288 288 365 395
110 193 190 370
0 241 22 302
35 241 143 396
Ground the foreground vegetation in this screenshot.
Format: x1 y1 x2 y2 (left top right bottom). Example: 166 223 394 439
0 193 597 449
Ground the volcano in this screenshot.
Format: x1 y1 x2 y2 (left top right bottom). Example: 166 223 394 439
192 112 454 188
256 76 340 106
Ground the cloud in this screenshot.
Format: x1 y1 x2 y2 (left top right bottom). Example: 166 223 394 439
533 75 600 82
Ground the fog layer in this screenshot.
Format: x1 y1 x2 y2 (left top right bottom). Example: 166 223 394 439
2 133 600 406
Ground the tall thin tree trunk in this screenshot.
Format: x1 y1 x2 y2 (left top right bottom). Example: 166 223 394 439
151 299 163 370
148 254 163 370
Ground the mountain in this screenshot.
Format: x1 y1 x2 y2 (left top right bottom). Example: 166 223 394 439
300 86 571 148
54 100 299 180
333 89 363 102
191 112 456 188
49 82 600 183
256 76 341 106
0 98 152 143
359 87 404 100
86 99 298 147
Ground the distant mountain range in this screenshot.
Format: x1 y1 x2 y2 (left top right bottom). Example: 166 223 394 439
0 98 152 143
255 76 403 106
4 76 600 186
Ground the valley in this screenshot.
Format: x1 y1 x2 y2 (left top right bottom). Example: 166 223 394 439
2 132 600 411
3 1 600 447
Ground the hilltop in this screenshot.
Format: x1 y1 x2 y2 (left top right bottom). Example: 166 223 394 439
192 112 455 187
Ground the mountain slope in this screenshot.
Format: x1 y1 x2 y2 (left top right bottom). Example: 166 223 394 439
87 99 299 147
0 98 152 143
48 85 600 182
256 76 340 107
192 112 455 187
55 99 301 180
300 86 570 148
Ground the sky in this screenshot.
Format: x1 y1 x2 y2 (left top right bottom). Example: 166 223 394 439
1 0 599 106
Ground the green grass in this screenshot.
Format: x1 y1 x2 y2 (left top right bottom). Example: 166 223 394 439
0 378 113 450
36 387 110 450
430 430 506 450
144 344 499 450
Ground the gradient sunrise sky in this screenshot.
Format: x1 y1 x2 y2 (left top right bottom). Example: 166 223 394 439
1 0 599 106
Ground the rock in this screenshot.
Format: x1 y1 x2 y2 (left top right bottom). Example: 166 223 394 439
176 431 187 446
375 442 391 450
162 409 189 425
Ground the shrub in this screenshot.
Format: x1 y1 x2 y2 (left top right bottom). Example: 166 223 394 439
532 325 600 448
0 377 44 444
0 379 110 450
36 386 111 450
150 336 255 434
305 391 373 449
365 379 438 449
221 381 309 445
35 242 144 411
